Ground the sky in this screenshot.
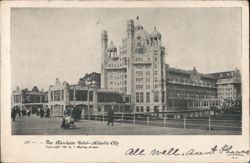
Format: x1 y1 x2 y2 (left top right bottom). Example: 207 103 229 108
11 7 241 91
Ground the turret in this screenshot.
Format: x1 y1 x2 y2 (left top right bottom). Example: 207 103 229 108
101 30 108 60
101 30 108 89
107 41 117 58
150 27 161 46
127 19 134 39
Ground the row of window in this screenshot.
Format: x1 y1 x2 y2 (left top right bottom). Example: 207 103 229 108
110 81 127 86
108 62 127 68
168 76 216 87
109 87 127 92
13 95 22 103
68 90 93 101
50 90 64 101
109 74 127 80
135 78 150 82
135 106 150 112
135 85 152 90
135 64 151 69
135 91 165 103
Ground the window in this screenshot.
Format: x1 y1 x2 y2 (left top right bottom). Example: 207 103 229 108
89 91 93 101
155 85 158 89
146 71 150 75
154 57 158 61
146 85 150 89
154 91 159 102
146 92 150 103
136 92 140 102
98 106 102 112
61 90 64 100
51 91 54 101
146 106 150 112
136 106 139 112
136 85 143 89
155 71 158 75
75 90 88 101
69 90 74 101
136 78 143 82
140 92 144 102
53 90 61 101
136 71 143 76
155 77 158 82
146 78 150 83
140 106 144 112
162 91 165 102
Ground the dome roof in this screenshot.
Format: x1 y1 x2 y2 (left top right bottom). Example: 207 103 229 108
134 30 150 41
135 24 143 31
150 27 161 37
108 41 117 49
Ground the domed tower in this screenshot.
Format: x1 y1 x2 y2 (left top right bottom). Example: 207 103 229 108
134 16 150 52
107 41 117 58
150 27 161 46
101 30 108 89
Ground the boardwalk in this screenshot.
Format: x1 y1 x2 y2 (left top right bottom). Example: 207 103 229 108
12 115 240 135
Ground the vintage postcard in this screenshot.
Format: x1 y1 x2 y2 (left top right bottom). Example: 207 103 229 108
1 1 249 162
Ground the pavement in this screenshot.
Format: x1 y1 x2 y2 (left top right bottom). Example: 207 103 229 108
12 115 241 135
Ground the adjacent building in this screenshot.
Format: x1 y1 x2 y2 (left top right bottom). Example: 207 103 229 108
12 86 48 113
165 65 218 111
48 78 130 116
165 66 241 112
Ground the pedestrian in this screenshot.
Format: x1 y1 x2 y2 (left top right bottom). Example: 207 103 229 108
27 108 31 117
22 108 26 116
37 108 40 116
11 107 17 121
107 104 115 126
17 107 21 117
45 106 50 118
40 108 45 118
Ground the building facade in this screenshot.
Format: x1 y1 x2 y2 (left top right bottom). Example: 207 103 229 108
208 69 242 110
48 78 130 116
166 66 219 111
101 17 242 113
101 17 166 113
12 86 48 113
165 66 241 111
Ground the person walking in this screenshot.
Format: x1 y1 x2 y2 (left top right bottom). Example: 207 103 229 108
27 108 31 117
107 105 115 126
11 107 17 121
40 108 45 118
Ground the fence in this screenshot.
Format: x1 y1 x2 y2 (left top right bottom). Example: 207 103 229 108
83 112 241 131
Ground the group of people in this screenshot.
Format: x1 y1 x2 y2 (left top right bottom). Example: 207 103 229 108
60 105 115 129
11 105 51 121
11 107 32 121
37 107 51 118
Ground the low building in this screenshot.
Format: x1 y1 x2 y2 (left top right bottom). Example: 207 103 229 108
12 86 48 113
48 78 131 117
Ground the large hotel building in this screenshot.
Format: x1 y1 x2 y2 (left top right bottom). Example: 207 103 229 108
12 17 241 116
101 18 167 113
101 17 241 113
